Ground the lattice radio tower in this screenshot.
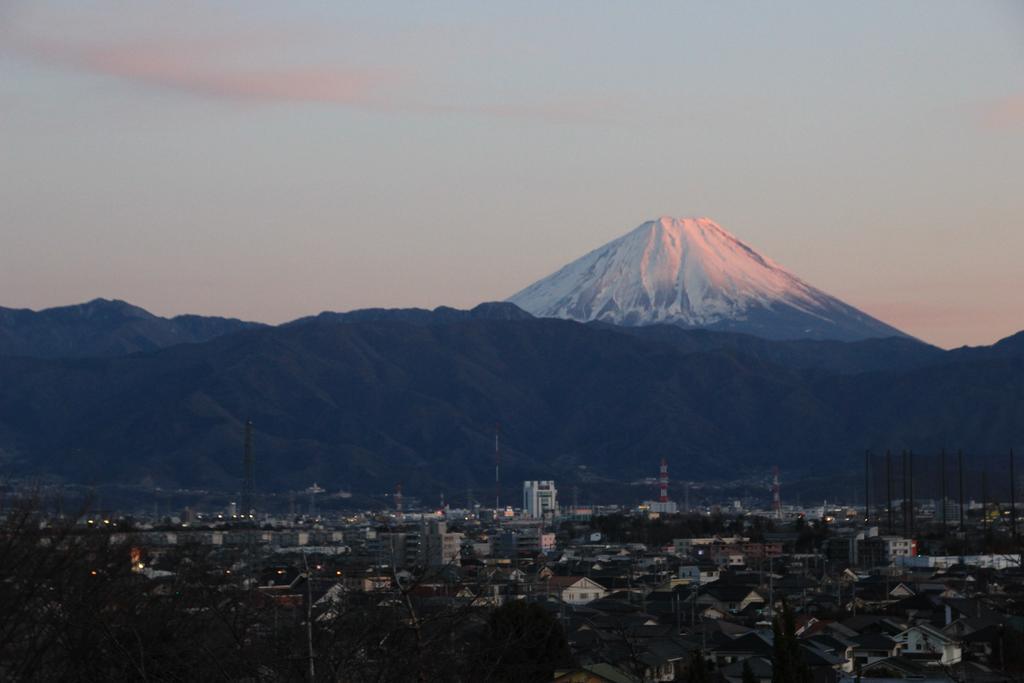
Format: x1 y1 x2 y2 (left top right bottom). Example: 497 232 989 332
659 458 669 502
241 419 255 519
771 466 782 519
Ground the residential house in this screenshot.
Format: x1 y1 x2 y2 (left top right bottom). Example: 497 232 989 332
893 623 962 666
546 576 609 605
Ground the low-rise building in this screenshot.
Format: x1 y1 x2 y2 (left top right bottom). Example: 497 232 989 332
544 576 608 605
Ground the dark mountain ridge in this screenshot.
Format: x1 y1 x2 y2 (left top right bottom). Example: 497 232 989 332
0 299 263 358
287 301 534 327
0 305 1020 498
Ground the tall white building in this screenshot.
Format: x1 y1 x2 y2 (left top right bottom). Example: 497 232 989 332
523 480 558 519
421 520 463 567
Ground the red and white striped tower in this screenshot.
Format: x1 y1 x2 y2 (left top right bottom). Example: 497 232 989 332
659 458 669 503
771 466 782 519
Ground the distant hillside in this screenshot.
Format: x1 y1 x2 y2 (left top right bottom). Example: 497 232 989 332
0 299 264 358
605 324 945 375
0 311 1019 497
288 301 534 326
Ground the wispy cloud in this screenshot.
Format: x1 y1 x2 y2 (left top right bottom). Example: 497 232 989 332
8 35 395 106
982 93 1024 129
0 6 630 125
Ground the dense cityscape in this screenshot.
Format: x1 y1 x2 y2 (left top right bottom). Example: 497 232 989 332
4 452 1024 682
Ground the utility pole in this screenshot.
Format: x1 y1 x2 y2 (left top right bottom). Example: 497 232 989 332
902 451 909 537
494 423 501 512
1010 449 1018 543
242 419 255 519
958 450 966 532
886 451 893 534
908 451 915 536
771 466 782 520
864 450 871 526
242 419 256 589
982 471 989 550
302 551 315 682
693 565 703 627
940 449 948 542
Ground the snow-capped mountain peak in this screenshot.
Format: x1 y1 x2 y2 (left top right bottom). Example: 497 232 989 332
507 217 906 341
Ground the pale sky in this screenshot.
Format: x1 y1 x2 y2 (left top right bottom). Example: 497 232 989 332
1 1 1022 348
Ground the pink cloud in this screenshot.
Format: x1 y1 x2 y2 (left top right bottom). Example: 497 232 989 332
4 28 626 124
9 35 394 106
983 93 1024 129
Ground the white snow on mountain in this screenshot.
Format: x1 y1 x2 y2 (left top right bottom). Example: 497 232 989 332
508 217 906 341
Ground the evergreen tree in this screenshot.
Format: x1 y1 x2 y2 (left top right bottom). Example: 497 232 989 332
686 650 709 683
741 658 758 683
771 601 812 683
474 600 572 682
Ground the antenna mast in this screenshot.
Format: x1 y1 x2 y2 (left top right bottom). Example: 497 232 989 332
886 450 893 533
659 458 669 503
494 423 501 511
864 450 871 526
909 450 915 535
940 449 948 538
1010 449 1017 542
241 419 255 519
958 450 966 532
771 466 782 520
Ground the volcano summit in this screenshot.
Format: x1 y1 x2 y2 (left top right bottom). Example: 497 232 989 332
508 217 906 341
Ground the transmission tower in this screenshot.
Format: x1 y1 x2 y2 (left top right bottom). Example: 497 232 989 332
241 420 255 519
771 466 782 520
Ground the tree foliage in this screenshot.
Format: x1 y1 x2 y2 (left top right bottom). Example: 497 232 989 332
771 600 812 683
473 600 572 682
741 658 759 683
686 650 710 683
0 494 572 682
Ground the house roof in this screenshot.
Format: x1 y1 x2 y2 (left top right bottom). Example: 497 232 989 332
688 618 752 639
645 638 698 659
898 621 953 643
961 623 1003 643
807 631 852 648
840 614 904 635
554 663 641 683
892 592 938 612
720 655 772 678
823 621 859 638
798 642 847 667
547 575 608 590
777 575 819 590
859 656 937 677
624 624 677 639
588 598 643 614
702 585 761 602
948 661 1013 682
850 632 897 651
943 597 1002 622
711 632 773 656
